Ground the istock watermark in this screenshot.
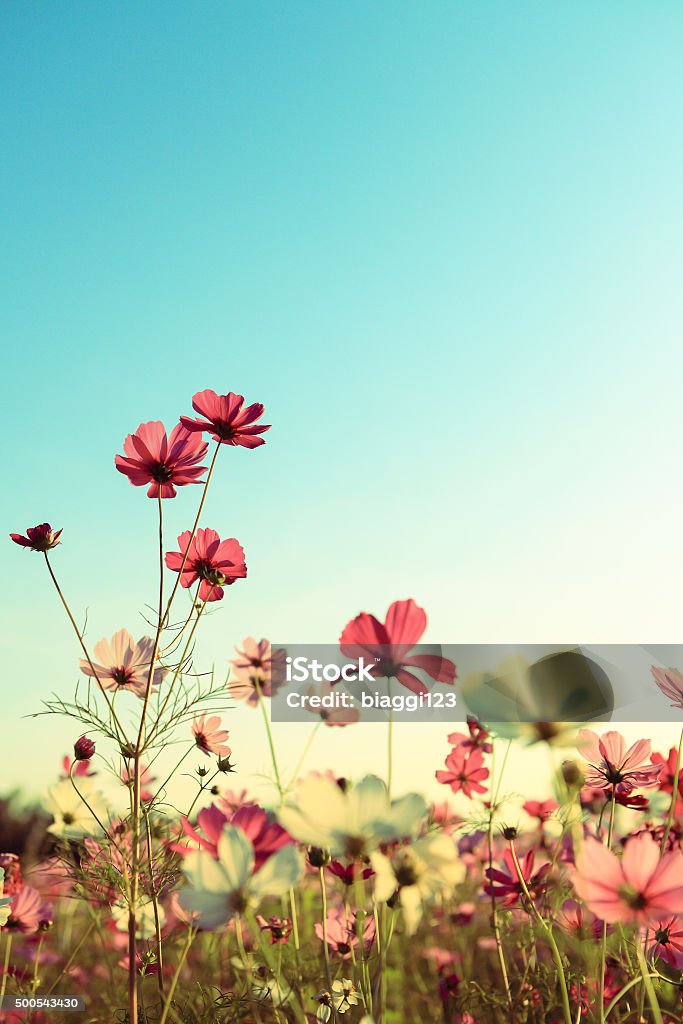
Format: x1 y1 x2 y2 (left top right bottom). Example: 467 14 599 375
269 644 683 724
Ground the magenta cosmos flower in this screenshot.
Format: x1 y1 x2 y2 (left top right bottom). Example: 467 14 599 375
176 801 291 870
181 389 271 448
192 713 231 758
577 729 662 793
165 528 246 602
339 598 456 696
4 886 52 934
573 833 683 926
115 421 208 498
79 628 167 698
10 523 62 552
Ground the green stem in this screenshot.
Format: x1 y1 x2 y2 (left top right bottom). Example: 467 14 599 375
0 933 13 1001
257 681 283 800
158 927 195 1024
661 726 683 854
635 940 664 1024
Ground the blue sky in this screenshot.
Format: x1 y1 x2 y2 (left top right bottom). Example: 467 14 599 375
2 3 683 798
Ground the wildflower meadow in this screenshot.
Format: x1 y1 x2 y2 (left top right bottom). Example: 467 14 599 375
6 389 683 1024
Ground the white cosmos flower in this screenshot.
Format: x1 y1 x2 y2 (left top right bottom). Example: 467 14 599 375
0 869 11 928
112 900 166 939
179 824 304 930
278 775 427 857
44 778 108 839
371 832 464 935
315 980 361 1021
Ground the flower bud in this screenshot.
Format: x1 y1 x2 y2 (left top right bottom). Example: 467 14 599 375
74 736 96 761
561 760 584 788
307 846 331 868
217 755 236 773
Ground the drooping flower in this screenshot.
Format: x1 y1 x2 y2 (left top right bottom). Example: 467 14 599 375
45 778 108 839
340 599 456 696
79 629 167 698
314 907 375 958
651 666 683 710
447 716 492 754
181 389 271 448
278 775 427 858
165 528 246 602
436 748 489 798
192 714 231 758
577 730 662 794
178 824 303 930
10 523 62 552
115 421 208 498
371 833 464 934
573 833 683 926
228 637 285 705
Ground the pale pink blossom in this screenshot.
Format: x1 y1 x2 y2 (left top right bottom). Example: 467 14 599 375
79 629 166 698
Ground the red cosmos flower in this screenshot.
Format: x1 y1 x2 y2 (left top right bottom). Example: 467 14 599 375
165 528 246 602
192 714 231 758
652 748 683 799
436 748 489 798
10 523 62 552
484 849 551 907
339 599 456 696
326 860 374 887
74 736 95 761
115 421 208 498
447 716 492 755
181 389 271 448
523 799 559 824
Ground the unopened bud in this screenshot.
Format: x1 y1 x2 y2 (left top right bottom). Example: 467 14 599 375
74 736 95 761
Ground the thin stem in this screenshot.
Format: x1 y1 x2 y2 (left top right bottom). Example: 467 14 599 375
143 807 165 998
43 554 127 742
319 867 337 1022
288 721 321 790
386 677 393 798
508 840 572 1024
257 681 283 800
68 763 118 848
661 726 683 854
635 940 664 1024
161 441 221 628
486 740 512 1010
158 927 195 1024
0 933 13 1002
599 792 617 1024
46 921 96 995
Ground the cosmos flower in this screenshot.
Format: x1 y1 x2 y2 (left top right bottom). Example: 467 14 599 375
228 637 285 705
3 886 52 934
10 523 62 551
165 528 246 602
339 599 456 696
436 748 489 798
371 833 464 934
573 833 683 926
115 421 208 498
178 825 303 930
326 860 374 887
79 629 167 698
523 799 559 824
256 914 292 944
181 389 271 448
192 714 231 758
315 907 375 958
484 849 551 907
651 666 683 710
45 778 108 839
577 730 661 794
650 916 683 968
278 775 427 858
175 801 291 870
447 716 492 754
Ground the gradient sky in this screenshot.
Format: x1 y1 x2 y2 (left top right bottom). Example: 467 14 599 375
2 3 683 801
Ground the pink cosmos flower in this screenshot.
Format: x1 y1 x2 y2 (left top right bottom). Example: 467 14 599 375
229 637 285 704
192 714 231 758
556 898 602 941
60 755 94 779
523 799 560 824
79 629 166 698
326 861 374 887
256 914 292 944
577 729 662 794
181 389 271 448
10 523 62 552
652 747 683 803
314 907 375 958
436 748 489 798
652 666 683 710
4 886 52 934
165 528 246 602
573 833 683 926
339 599 456 696
115 421 208 498
650 916 683 967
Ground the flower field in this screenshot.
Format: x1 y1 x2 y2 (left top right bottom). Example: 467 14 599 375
6 390 683 1024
